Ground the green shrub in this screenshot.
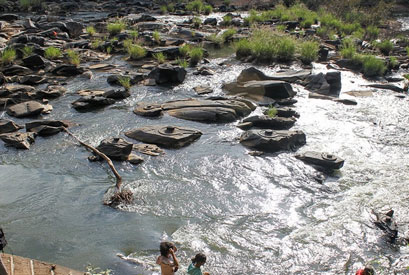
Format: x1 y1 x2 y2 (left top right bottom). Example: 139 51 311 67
179 44 191 57
362 55 386 77
152 31 160 43
160 5 168 14
86 26 96 36
341 23 361 35
265 105 277 118
207 33 223 46
107 21 126 36
176 58 188 68
221 29 237 43
44 46 61 60
1 48 16 65
188 47 204 66
235 39 252 58
127 44 146 60
204 5 212 15
222 15 232 26
118 76 131 90
365 25 379 41
22 46 33 58
340 38 356 59
192 17 202 28
106 46 112 54
275 37 296 62
377 40 393 56
186 0 203 13
153 52 166 63
91 39 102 50
129 30 138 41
388 56 399 69
299 41 319 64
276 25 286 32
301 17 314 28
19 0 42 10
66 49 80 66
320 13 342 31
167 3 175 12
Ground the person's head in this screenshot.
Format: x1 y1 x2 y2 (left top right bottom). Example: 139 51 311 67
363 265 375 275
159 242 176 257
191 253 206 267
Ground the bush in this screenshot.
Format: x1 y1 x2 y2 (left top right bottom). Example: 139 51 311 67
222 15 232 26
265 106 277 118
107 21 126 36
22 46 33 58
1 48 16 65
118 76 131 90
275 37 296 61
207 34 223 46
179 44 191 57
299 41 319 64
341 22 361 35
176 58 188 68
160 5 168 14
153 52 166 64
377 40 393 56
186 0 203 13
91 39 102 50
152 31 160 43
192 17 201 28
188 47 204 66
19 0 42 10
129 30 138 41
388 56 399 69
86 26 96 36
301 17 314 28
44 47 61 60
127 44 146 60
66 49 80 66
365 25 379 41
167 3 175 12
362 55 386 77
235 39 252 58
340 38 356 59
221 29 237 43
204 5 212 15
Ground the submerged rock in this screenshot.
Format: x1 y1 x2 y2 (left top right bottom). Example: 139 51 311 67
96 137 133 161
240 129 306 152
295 151 344 170
0 132 35 149
52 64 84 76
125 125 202 148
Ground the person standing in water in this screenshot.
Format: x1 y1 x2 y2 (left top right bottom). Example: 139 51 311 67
356 265 375 275
187 253 210 275
156 242 179 275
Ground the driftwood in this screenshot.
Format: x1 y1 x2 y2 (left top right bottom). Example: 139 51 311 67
63 128 133 206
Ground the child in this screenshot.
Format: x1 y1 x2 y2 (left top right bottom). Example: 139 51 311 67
156 242 179 275
356 265 375 275
187 253 210 275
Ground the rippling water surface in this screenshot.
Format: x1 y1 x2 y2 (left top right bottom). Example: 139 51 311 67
1 14 409 275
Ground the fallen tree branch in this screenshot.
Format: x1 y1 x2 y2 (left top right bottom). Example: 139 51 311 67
63 127 122 189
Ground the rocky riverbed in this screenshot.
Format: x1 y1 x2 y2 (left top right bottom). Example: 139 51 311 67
0 1 409 274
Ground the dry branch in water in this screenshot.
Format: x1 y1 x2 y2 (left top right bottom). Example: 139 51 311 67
63 128 133 206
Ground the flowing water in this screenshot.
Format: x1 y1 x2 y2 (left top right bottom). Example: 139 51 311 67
1 13 409 275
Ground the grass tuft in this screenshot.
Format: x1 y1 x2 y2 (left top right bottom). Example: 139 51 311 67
44 46 61 60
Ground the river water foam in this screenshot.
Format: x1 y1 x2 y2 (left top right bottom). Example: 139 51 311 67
1 15 409 275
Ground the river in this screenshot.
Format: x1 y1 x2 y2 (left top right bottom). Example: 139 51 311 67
0 13 409 275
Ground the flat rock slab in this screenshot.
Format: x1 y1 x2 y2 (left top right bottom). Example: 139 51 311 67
72 96 115 112
125 125 202 148
0 132 35 149
26 120 69 136
0 119 22 133
133 143 164 156
96 137 133 161
237 67 311 83
243 115 297 130
295 151 344 170
240 129 306 152
7 101 45 118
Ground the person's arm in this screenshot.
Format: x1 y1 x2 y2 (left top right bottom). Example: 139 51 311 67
169 248 179 271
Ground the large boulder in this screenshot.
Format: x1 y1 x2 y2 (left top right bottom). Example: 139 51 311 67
223 80 295 100
125 125 202 148
35 85 66 99
242 115 297 130
305 71 342 96
23 54 46 69
148 46 181 59
96 137 133 161
0 119 22 133
65 21 83 38
71 96 115 112
240 129 306 152
148 64 186 85
0 132 35 149
7 101 45 118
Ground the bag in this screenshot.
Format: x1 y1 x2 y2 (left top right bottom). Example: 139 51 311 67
0 228 7 251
